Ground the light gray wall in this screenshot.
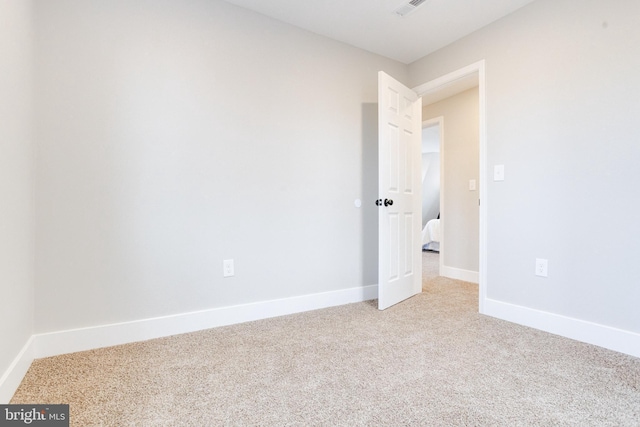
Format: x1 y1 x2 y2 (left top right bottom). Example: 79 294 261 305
423 89 479 272
0 0 35 382
33 0 407 333
409 0 640 333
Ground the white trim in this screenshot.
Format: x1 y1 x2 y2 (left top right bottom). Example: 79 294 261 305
413 61 484 96
477 63 487 314
33 285 378 360
440 265 479 284
484 299 640 358
413 60 487 314
0 337 35 404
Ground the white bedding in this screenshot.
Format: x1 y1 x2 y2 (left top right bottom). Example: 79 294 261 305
422 218 440 252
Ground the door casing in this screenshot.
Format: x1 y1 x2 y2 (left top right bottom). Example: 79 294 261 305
412 60 487 313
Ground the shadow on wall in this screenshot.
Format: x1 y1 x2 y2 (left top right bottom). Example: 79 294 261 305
362 103 378 286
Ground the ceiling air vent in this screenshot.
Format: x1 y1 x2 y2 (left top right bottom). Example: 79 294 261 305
394 0 428 17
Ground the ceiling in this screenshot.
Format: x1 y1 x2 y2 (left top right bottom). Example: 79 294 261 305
222 0 536 64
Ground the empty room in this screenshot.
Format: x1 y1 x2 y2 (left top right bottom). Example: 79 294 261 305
1 0 639 425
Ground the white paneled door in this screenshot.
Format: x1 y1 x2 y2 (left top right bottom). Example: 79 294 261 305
378 71 422 310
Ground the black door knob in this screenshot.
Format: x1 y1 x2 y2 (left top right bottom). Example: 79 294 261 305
384 199 393 207
375 199 383 206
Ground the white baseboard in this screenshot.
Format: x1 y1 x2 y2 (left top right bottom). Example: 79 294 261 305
483 298 640 358
440 265 479 284
0 284 377 402
33 284 378 359
8 286 635 402
0 337 35 404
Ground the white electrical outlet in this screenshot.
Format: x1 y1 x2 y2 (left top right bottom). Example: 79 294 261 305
535 258 548 277
223 259 234 277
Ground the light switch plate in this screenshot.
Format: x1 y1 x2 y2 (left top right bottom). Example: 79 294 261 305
494 165 505 181
469 179 477 191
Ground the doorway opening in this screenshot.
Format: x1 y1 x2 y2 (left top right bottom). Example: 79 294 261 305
413 60 486 313
420 119 442 285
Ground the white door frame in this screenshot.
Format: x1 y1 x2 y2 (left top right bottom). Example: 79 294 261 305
422 117 444 278
412 60 487 314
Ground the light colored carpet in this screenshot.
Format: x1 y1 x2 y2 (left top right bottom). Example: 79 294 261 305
422 250 439 283
11 274 640 426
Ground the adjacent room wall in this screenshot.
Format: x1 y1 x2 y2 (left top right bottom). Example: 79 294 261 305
33 0 407 333
423 88 479 274
0 0 35 401
409 0 640 336
421 152 440 227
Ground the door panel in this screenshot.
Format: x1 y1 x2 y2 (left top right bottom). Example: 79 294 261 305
378 71 422 310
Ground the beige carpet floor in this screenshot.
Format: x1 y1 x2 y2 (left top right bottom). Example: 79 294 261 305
422 250 439 283
11 257 640 426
